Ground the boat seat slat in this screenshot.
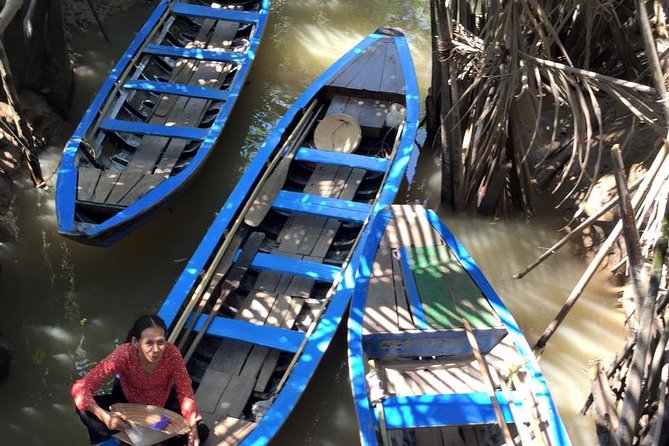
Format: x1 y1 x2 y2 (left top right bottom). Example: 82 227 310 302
99 118 208 140
215 374 255 417
295 147 389 172
193 314 305 352
363 328 507 359
171 3 261 23
123 79 230 101
382 392 521 428
143 44 247 64
250 252 341 282
272 190 371 223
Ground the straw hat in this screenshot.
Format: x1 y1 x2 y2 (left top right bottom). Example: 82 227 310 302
110 403 190 446
313 113 361 153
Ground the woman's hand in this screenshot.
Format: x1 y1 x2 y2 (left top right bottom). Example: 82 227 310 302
100 409 130 431
188 424 200 446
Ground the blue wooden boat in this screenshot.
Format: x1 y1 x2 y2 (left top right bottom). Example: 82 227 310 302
152 27 419 445
56 0 270 246
348 205 572 446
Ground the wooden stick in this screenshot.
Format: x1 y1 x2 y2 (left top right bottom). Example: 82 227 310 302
651 364 668 446
509 370 551 446
611 145 644 320
534 145 669 350
183 232 265 362
167 100 319 343
176 229 247 351
591 360 621 446
495 367 533 445
582 290 669 413
271 115 408 397
244 103 322 226
616 193 669 445
513 177 641 279
462 318 515 446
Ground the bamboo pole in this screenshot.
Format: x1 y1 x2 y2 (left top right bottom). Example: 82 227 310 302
582 290 669 414
513 177 641 279
534 144 669 350
611 145 645 320
462 318 515 446
615 197 669 444
591 361 622 446
167 100 320 343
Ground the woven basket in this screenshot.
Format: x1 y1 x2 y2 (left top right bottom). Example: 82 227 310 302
110 403 190 446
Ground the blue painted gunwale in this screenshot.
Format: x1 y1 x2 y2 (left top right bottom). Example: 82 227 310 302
55 0 270 245
347 206 572 446
157 28 419 445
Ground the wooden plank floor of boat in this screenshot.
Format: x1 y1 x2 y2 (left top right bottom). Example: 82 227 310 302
199 108 375 444
364 205 551 445
83 16 241 207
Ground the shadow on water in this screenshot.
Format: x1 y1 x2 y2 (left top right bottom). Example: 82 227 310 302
0 1 623 445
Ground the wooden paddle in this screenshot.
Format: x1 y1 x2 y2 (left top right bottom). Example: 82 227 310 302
462 316 516 445
167 100 319 344
183 232 265 363
244 103 324 227
175 229 248 352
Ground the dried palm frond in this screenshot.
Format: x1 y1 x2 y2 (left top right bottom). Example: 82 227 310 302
433 0 664 216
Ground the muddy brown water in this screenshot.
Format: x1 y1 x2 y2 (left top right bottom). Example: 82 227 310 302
0 1 624 444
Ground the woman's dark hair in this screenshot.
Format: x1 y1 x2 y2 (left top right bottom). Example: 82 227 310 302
125 315 167 343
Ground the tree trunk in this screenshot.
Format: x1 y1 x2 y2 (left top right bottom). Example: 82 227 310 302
3 0 73 113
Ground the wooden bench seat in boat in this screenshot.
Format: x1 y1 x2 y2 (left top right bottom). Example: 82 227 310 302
170 2 262 23
381 391 522 428
294 147 390 172
189 313 305 353
271 190 372 223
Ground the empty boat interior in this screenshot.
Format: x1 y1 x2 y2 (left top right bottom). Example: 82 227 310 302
170 61 408 444
74 0 263 224
361 206 557 446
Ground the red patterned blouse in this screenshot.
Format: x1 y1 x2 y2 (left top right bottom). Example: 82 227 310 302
71 343 200 426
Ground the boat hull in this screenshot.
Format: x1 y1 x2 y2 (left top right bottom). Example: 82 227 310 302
348 205 572 446
157 27 419 445
56 0 270 246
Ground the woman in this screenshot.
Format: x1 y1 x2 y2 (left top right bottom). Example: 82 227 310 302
72 315 208 446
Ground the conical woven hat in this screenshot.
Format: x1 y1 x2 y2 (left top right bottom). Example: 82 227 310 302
110 403 190 446
313 113 361 153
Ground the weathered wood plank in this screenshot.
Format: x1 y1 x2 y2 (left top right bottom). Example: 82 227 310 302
362 40 388 93
390 248 415 330
202 415 257 446
215 374 255 417
196 369 233 413
363 236 399 335
209 339 253 374
105 171 144 204
91 171 120 202
440 426 466 446
239 290 279 325
380 41 403 95
117 173 164 205
77 167 101 202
